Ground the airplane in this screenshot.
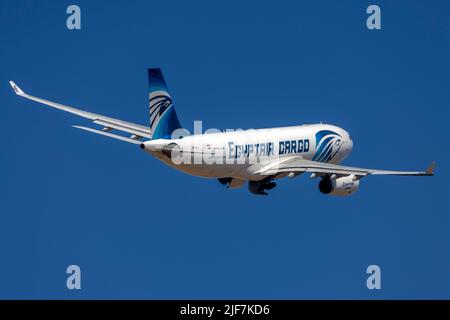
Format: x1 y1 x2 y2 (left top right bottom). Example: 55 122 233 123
9 68 435 195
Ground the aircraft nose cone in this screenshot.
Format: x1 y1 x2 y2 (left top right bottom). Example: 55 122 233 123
339 129 352 145
347 135 353 151
339 129 353 161
343 131 353 158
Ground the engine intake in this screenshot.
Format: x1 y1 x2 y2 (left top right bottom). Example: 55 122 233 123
318 175 359 196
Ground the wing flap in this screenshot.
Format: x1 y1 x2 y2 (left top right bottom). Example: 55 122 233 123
257 156 434 178
93 119 151 138
73 126 142 144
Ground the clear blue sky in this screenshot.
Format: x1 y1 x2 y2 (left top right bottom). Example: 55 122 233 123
0 0 449 299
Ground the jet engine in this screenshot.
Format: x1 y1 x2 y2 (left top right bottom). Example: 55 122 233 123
318 175 359 196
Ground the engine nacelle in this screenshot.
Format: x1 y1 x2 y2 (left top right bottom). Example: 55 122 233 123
318 175 359 196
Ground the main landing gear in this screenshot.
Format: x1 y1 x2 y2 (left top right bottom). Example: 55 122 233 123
248 177 277 195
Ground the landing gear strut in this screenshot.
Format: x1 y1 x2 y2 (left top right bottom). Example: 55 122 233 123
248 177 277 195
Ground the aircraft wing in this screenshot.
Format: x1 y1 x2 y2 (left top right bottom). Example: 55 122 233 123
256 156 435 178
9 81 151 142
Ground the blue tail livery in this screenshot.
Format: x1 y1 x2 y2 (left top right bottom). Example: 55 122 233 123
148 68 182 139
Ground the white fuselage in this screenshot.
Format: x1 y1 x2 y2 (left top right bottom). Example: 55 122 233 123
142 123 353 181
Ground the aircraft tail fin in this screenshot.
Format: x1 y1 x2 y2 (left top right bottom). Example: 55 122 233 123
148 68 182 139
